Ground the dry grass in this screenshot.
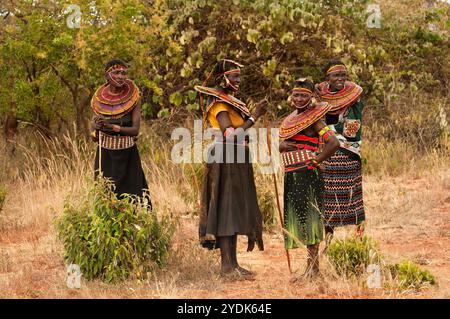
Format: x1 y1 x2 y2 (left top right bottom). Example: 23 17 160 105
0 121 449 298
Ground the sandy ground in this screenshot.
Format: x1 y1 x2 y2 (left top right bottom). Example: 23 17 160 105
0 169 449 299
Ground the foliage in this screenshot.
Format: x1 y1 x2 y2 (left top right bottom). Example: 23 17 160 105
388 260 437 290
0 0 448 149
326 235 382 277
56 176 175 283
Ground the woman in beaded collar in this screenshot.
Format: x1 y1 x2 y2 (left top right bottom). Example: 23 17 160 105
90 59 150 205
279 78 339 279
196 59 268 278
317 59 366 246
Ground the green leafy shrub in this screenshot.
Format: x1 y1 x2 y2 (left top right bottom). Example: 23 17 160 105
388 260 437 290
326 235 382 277
56 177 175 283
0 186 6 212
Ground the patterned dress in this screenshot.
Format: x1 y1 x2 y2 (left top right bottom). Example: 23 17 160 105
283 134 324 249
322 100 365 227
279 102 331 248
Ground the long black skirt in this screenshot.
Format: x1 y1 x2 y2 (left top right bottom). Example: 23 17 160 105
199 143 264 252
94 144 151 207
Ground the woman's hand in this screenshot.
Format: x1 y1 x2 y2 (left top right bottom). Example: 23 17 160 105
279 140 298 153
92 116 101 130
252 99 268 120
95 118 113 131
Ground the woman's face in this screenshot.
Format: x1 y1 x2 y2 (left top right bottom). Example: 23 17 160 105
290 90 311 110
327 71 347 92
226 73 241 91
107 68 128 88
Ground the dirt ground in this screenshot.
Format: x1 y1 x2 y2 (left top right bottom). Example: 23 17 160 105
0 170 449 299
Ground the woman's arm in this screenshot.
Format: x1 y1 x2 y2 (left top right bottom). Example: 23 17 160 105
313 119 339 163
98 101 141 137
279 140 298 153
117 102 141 136
216 99 268 134
216 111 253 134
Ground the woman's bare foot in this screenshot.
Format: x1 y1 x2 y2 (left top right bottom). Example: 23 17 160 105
235 266 254 276
220 266 235 276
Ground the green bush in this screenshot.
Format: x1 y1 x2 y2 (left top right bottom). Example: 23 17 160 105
0 186 6 212
388 260 437 290
326 235 382 277
56 177 175 283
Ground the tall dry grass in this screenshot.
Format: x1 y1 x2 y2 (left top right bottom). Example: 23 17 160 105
0 106 448 297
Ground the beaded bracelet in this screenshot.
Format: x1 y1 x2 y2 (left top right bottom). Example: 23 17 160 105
318 126 331 136
322 130 335 142
306 158 320 170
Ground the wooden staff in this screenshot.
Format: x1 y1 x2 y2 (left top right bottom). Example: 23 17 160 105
263 111 292 274
98 130 102 174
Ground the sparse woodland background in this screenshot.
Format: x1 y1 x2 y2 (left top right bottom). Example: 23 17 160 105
0 0 449 298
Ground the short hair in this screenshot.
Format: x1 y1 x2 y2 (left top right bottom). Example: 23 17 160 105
293 78 315 92
323 59 345 74
104 59 128 72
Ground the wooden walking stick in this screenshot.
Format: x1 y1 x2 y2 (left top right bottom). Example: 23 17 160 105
263 110 292 275
98 130 102 174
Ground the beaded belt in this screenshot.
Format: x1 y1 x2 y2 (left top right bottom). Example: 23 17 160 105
98 132 135 150
281 149 316 170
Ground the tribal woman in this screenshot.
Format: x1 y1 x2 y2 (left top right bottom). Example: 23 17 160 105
316 60 365 243
195 59 268 277
91 59 150 205
279 79 339 278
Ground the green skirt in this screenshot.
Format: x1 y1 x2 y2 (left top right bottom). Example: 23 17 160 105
283 168 324 249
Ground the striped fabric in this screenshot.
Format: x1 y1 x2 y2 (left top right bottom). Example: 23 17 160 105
99 132 135 150
281 149 316 172
322 148 365 227
280 134 318 173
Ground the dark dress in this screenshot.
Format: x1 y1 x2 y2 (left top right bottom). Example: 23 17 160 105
94 113 151 206
200 141 264 251
198 101 264 252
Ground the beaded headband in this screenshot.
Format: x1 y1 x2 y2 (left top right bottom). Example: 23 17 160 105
292 87 312 94
106 64 128 73
223 69 241 75
222 59 244 68
326 64 347 75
